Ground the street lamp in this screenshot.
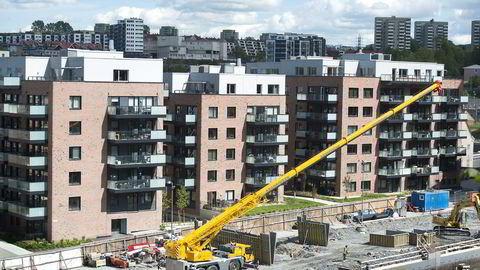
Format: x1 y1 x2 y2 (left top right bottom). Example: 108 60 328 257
166 180 175 233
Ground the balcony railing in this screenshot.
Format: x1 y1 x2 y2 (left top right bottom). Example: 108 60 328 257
0 128 47 142
295 149 335 159
379 168 412 177
412 131 440 139
444 96 469 103
379 149 411 158
380 95 405 103
411 148 438 156
0 104 48 116
107 106 167 117
176 135 196 144
439 147 466 155
411 166 439 175
440 129 468 138
175 114 197 123
379 131 412 140
107 129 167 142
7 202 46 218
174 157 196 166
385 113 412 121
245 154 288 165
6 153 47 167
305 112 337 121
246 114 288 124
245 175 278 186
380 74 441 82
308 131 337 141
177 178 195 187
107 153 169 166
7 176 47 192
245 134 288 144
0 77 20 86
308 169 336 178
107 178 166 192
413 113 433 121
297 93 337 102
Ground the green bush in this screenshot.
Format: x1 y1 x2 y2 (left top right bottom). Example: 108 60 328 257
14 238 93 251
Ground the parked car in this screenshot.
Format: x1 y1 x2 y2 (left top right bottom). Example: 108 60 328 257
353 208 394 222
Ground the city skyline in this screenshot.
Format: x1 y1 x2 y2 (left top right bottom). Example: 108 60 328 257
0 0 478 46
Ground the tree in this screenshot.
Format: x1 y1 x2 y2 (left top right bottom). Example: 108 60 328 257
232 46 249 63
254 51 266 62
175 186 189 223
342 176 352 201
144 25 150 36
31 20 45 33
54 21 73 33
45 23 56 33
162 191 171 222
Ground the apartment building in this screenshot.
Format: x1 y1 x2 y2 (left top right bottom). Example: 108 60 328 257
247 53 468 196
111 18 144 53
260 33 326 62
227 39 265 59
374 16 412 50
163 63 288 215
160 26 179 37
0 49 166 241
414 19 448 49
220 30 239 42
473 20 480 47
0 32 110 50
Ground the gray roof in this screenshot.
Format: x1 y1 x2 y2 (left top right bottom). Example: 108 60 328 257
464 64 480 69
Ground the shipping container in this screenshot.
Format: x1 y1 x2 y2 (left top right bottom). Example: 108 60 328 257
411 190 449 211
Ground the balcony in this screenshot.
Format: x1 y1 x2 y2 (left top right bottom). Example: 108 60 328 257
299 112 337 122
177 178 195 188
7 202 46 218
107 178 166 193
295 149 336 159
308 131 337 141
107 153 169 168
0 128 47 142
379 131 412 140
245 154 288 166
440 130 469 139
296 93 337 102
296 130 307 138
439 147 467 156
107 129 167 143
174 157 196 166
413 113 435 122
307 169 336 178
411 166 440 175
6 153 47 167
7 177 47 192
380 95 406 103
0 200 8 210
379 149 412 159
176 135 196 145
380 74 441 83
378 168 412 177
245 134 288 145
174 114 197 124
444 113 467 121
107 106 167 118
245 175 278 186
0 77 21 86
444 96 469 104
432 113 446 121
411 148 438 157
385 113 412 122
0 104 48 117
412 131 440 140
246 114 288 125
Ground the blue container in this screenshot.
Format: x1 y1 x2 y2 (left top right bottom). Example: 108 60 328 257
411 190 449 211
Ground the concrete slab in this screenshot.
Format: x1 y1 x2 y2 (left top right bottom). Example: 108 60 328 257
0 240 31 259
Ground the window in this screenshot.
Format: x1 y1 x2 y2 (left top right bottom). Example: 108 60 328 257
208 107 218 118
227 107 236 118
69 121 81 135
226 149 235 160
361 181 371 191
256 84 262 94
362 144 372 154
226 169 235 181
347 163 357 173
208 149 217 161
227 84 236 94
226 190 235 201
347 145 357 155
364 88 373 98
295 67 304 75
113 69 129 81
363 107 373 117
348 107 358 117
308 67 317 75
268 85 279 94
69 197 81 211
348 88 359 98
69 172 81 185
69 146 81 160
347 125 358 135
226 128 235 139
348 182 356 192
364 129 372 136
208 170 217 182
362 162 372 173
208 128 218 140
69 96 81 110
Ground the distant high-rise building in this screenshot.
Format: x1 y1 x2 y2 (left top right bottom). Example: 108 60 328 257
94 23 110 34
472 20 480 47
220 30 239 41
111 18 144 53
260 32 326 62
414 19 448 49
159 26 178 36
374 16 411 50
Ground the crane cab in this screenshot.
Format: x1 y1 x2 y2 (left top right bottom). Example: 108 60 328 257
214 243 254 262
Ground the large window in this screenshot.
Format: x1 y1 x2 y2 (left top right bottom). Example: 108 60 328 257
363 107 373 117
69 96 81 110
361 180 371 191
208 170 217 182
362 144 372 154
226 169 235 181
362 162 372 173
295 67 304 75
364 88 373 98
69 121 81 135
208 128 217 140
348 107 358 117
348 88 359 98
347 145 357 155
113 70 129 81
268 85 279 94
226 128 236 139
226 190 235 201
348 182 356 192
69 146 81 160
308 67 317 75
69 172 81 185
69 197 81 211
227 84 236 94
347 125 358 135
208 149 217 161
226 149 235 160
347 163 357 173
208 107 218 118
227 107 236 118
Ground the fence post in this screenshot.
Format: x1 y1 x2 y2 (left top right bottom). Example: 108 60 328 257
321 208 324 222
282 213 286 230
262 216 266 234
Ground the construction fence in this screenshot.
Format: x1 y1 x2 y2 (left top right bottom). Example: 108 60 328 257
297 216 330 246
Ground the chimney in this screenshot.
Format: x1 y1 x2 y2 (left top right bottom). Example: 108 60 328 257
109 40 115 51
236 58 242 66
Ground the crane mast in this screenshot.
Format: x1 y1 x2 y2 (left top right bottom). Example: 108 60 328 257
165 81 442 263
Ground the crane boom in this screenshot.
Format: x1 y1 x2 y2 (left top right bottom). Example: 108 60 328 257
165 81 442 262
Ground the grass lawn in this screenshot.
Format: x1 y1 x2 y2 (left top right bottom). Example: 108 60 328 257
245 197 323 216
284 190 389 203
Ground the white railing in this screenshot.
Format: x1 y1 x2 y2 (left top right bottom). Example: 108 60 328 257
8 202 46 218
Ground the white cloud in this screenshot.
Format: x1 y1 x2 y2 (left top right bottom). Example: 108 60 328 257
4 0 76 9
451 34 471 45
266 12 296 32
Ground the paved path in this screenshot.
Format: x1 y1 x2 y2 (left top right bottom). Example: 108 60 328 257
0 241 31 259
284 195 338 205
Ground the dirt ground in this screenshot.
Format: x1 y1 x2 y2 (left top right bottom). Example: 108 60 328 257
260 208 480 270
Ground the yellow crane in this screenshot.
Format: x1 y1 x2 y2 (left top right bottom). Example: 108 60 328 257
165 81 443 270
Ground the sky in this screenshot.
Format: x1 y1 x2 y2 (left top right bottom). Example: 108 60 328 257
0 0 479 46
